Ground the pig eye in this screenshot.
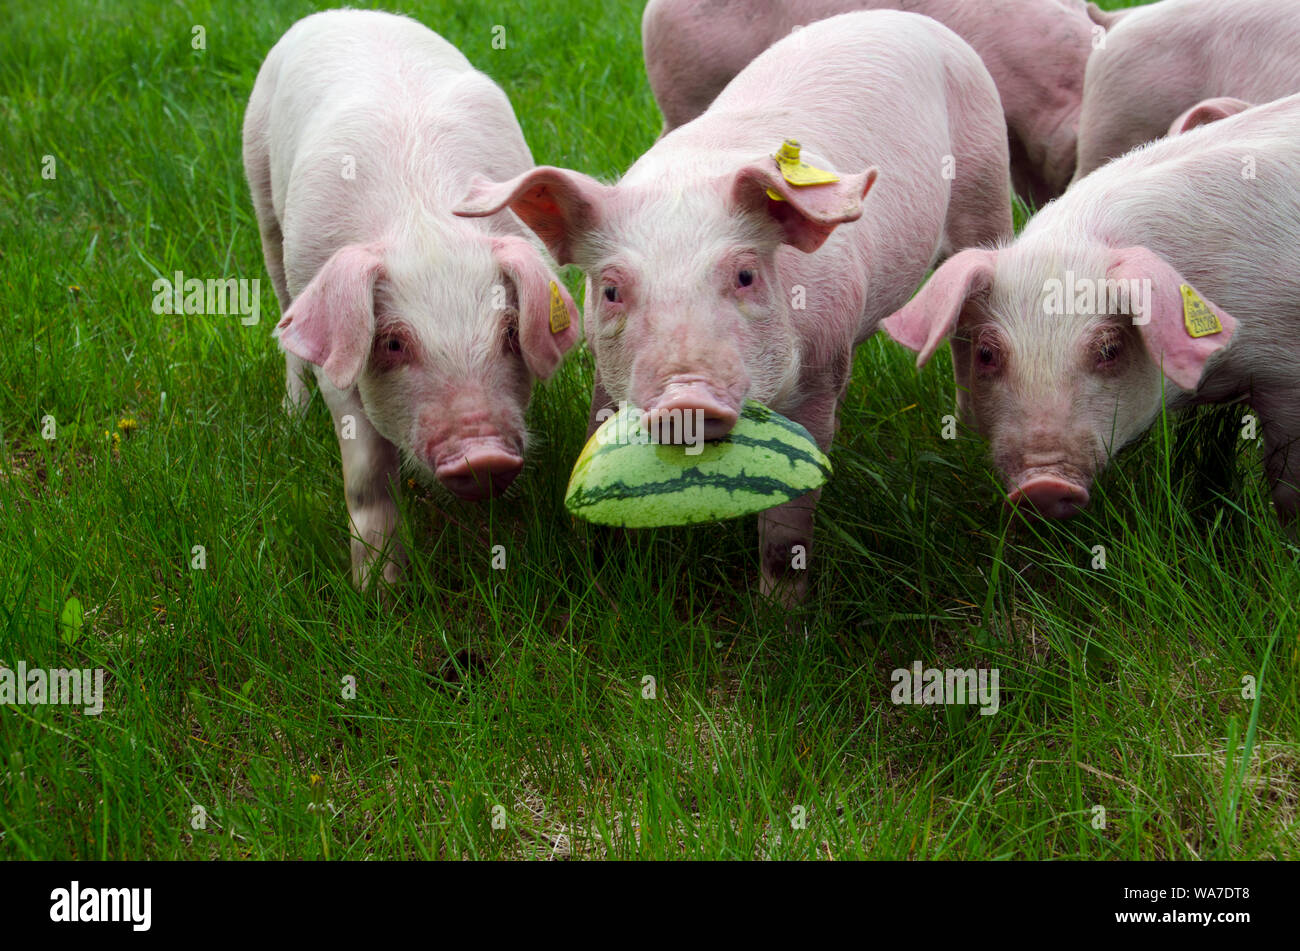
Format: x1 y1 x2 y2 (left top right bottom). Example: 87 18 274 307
372 332 411 371
737 269 755 288
603 285 621 304
976 343 1001 372
1096 335 1122 368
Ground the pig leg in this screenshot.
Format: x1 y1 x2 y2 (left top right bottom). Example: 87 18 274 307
586 375 618 439
945 145 1015 254
1007 135 1053 212
759 491 820 607
284 352 312 417
245 131 312 417
758 386 841 606
321 385 406 589
1257 399 1300 521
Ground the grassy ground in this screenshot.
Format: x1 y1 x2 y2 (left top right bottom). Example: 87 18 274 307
1 0 1296 860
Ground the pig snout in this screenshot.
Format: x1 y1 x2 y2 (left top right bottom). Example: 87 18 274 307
640 378 741 443
994 410 1099 519
418 399 525 501
433 442 523 500
1006 466 1091 519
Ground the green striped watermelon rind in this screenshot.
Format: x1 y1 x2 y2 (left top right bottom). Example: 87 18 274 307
564 400 832 528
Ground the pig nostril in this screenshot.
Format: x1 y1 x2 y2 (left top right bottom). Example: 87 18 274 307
642 383 740 444
435 451 523 501
699 410 738 441
644 406 738 444
1008 476 1091 519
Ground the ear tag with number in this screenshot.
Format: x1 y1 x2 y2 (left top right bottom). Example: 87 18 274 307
548 281 571 334
765 138 840 201
1181 284 1223 337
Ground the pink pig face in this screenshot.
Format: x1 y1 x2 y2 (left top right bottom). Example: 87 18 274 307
583 188 808 440
884 239 1238 517
455 159 875 441
277 232 578 501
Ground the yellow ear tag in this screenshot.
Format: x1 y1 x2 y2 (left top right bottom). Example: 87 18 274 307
765 139 840 202
548 281 571 334
1181 284 1222 338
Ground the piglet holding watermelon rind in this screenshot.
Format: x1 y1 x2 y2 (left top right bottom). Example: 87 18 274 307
457 11 1013 603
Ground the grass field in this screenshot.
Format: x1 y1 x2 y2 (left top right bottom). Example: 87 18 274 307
1 0 1297 860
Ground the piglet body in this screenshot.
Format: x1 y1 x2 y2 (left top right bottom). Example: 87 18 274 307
886 94 1300 520
243 10 578 587
642 0 1097 202
1075 0 1300 181
458 11 1012 601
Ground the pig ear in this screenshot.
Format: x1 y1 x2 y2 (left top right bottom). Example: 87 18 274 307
1108 247 1237 391
882 248 998 367
1169 97 1253 136
1086 2 1128 28
493 235 580 380
731 160 877 253
276 244 384 392
454 167 608 266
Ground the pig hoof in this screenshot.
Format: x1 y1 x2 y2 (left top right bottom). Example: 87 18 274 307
760 569 808 608
282 390 311 419
352 549 406 597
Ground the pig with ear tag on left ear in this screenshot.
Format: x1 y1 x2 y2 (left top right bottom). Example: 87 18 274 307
885 92 1300 522
456 10 1014 605
242 10 579 591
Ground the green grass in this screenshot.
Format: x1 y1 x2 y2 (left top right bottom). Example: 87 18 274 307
1 0 1296 860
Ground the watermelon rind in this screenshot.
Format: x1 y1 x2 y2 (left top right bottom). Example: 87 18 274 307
564 400 832 527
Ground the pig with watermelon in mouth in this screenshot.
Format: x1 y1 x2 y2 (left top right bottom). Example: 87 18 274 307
456 11 1013 603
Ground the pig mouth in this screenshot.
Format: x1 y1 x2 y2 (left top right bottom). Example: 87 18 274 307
430 439 524 502
1006 465 1092 519
640 378 742 444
